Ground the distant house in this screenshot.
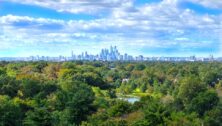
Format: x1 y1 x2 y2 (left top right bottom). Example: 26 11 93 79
110 68 116 70
122 78 129 83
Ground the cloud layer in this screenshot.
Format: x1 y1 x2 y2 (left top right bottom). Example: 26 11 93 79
0 0 221 57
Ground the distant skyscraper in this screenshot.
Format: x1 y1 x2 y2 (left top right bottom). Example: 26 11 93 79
71 51 74 57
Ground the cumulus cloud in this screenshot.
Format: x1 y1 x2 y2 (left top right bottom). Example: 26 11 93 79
188 0 222 9
0 0 221 56
7 0 133 14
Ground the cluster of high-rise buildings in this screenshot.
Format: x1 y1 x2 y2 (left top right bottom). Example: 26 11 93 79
71 46 134 61
69 46 216 62
0 46 220 62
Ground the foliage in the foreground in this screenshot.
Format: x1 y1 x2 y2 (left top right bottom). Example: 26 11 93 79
0 61 222 126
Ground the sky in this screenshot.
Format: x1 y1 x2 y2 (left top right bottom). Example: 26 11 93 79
0 0 221 57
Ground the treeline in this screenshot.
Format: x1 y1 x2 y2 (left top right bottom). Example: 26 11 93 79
0 61 222 126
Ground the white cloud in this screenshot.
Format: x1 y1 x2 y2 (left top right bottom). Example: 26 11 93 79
8 0 133 14
188 0 222 9
0 0 221 56
0 14 64 23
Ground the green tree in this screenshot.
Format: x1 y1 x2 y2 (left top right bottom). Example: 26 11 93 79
101 120 127 126
20 79 41 98
0 95 22 126
142 97 169 126
33 62 48 73
55 80 95 125
135 64 146 71
0 75 19 97
204 104 222 126
23 107 52 126
178 76 206 104
186 90 219 116
165 112 202 126
0 68 6 75
86 110 109 125
108 100 132 117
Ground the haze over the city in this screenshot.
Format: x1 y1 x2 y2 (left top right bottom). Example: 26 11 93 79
0 0 221 57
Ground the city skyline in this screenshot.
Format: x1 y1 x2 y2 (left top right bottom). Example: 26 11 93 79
0 45 219 62
0 0 221 57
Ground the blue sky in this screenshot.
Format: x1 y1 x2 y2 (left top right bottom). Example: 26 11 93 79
0 0 221 57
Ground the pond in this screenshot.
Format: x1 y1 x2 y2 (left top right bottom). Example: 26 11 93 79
118 96 140 103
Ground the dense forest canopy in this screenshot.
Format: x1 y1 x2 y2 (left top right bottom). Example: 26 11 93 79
0 61 222 126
